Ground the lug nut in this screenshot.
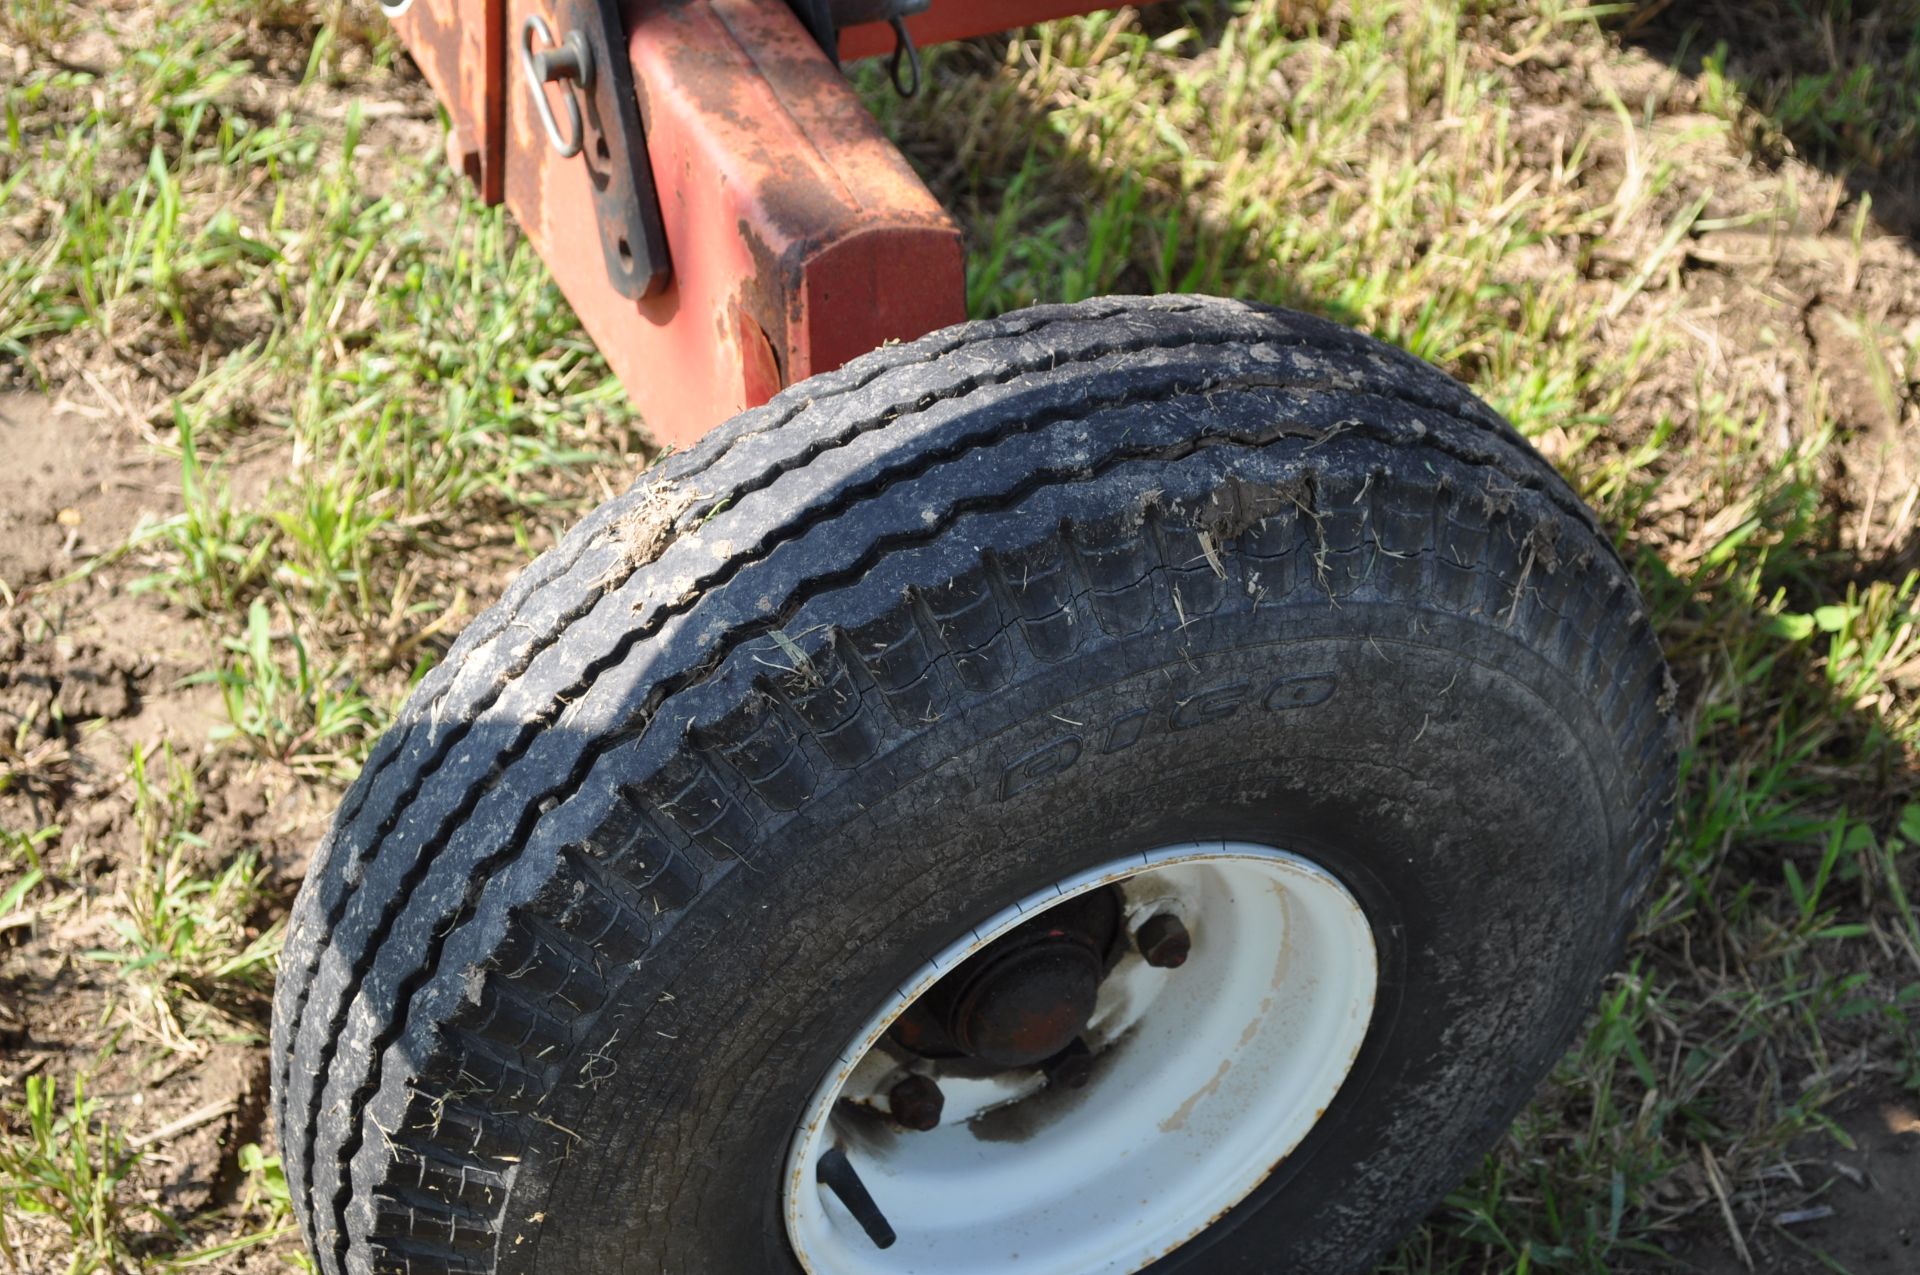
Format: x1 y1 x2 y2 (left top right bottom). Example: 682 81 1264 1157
888 1074 944 1131
1135 912 1191 968
1042 1036 1094 1090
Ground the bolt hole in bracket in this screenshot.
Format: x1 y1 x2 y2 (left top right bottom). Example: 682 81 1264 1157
519 0 669 297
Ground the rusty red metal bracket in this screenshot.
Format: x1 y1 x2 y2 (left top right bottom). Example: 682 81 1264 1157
837 0 1131 60
387 0 1127 448
387 0 509 203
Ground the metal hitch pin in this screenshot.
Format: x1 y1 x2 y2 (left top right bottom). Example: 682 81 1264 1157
519 15 595 158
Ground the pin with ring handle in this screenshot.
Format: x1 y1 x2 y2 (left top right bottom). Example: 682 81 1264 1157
519 14 595 159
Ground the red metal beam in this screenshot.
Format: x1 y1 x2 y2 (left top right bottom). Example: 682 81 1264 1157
384 0 1149 447
498 0 965 448
838 0 1134 61
388 0 508 203
385 0 1153 446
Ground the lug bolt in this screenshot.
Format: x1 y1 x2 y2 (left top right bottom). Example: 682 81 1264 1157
1135 912 1191 968
888 1074 944 1131
1042 1036 1094 1090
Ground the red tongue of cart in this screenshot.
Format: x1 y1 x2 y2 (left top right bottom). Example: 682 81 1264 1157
382 0 1136 450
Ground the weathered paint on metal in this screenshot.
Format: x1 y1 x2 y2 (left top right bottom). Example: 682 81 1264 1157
502 0 965 448
389 0 508 204
837 0 1145 60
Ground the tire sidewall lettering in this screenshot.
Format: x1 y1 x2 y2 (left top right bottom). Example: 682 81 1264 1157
1172 679 1251 730
999 735 1085 799
1264 671 1338 711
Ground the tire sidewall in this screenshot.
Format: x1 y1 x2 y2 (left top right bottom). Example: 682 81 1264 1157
499 595 1629 1275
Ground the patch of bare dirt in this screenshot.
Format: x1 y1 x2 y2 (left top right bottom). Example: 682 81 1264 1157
0 558 331 1266
1652 223 1920 576
1667 1094 1920 1274
1487 26 1920 587
0 394 174 596
0 418 326 1268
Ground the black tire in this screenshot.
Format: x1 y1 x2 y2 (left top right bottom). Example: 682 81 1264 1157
272 295 1677 1275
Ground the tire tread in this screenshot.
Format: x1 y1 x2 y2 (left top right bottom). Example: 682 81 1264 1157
272 298 1676 1275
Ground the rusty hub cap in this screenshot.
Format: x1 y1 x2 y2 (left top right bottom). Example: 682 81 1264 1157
889 889 1119 1068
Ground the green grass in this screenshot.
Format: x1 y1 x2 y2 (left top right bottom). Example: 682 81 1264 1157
1671 1 1920 190
108 744 281 990
68 743 282 1058
2 0 1918 1270
186 599 379 774
0 1077 297 1273
0 1078 154 1275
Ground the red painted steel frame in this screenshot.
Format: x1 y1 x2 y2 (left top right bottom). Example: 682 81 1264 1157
388 0 508 203
838 0 1125 60
389 0 1124 448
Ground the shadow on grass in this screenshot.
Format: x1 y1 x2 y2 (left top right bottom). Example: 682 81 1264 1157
864 4 1368 326
1618 0 1920 238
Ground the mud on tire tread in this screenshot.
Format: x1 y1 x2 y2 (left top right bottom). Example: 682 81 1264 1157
271 296 1677 1275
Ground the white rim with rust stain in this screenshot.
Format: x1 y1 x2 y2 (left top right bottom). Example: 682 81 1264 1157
782 842 1379 1274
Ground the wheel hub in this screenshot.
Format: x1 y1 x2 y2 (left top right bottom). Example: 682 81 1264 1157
888 888 1119 1068
783 843 1380 1275
948 939 1100 1067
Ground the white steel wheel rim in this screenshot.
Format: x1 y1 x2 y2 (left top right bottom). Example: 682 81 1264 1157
782 841 1379 1275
